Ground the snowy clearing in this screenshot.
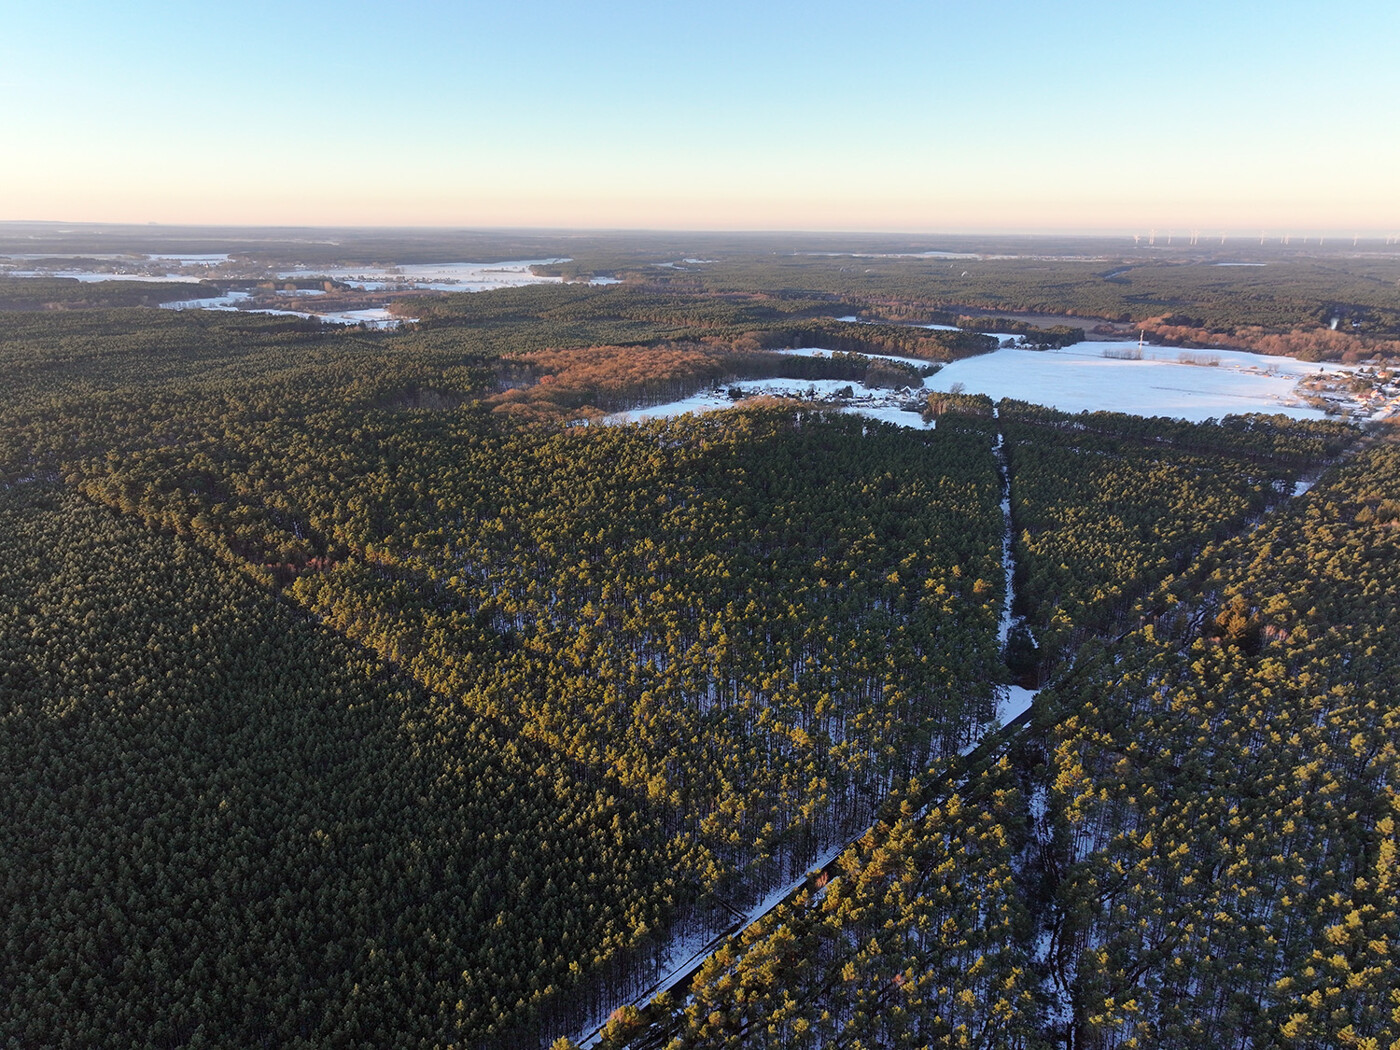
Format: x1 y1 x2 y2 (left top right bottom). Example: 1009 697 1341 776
924 343 1364 422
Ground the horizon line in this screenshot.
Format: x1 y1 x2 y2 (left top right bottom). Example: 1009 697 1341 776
4 218 1400 241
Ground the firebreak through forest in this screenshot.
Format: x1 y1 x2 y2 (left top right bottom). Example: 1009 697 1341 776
1 257 1397 1050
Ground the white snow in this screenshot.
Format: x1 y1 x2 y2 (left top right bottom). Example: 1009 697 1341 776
993 422 1039 728
840 404 931 429
607 389 735 422
997 685 1037 725
606 377 931 430
923 343 1361 422
751 840 846 925
996 493 1015 649
275 259 567 292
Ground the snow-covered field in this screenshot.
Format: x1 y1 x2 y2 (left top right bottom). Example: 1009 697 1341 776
275 259 568 292
923 342 1359 422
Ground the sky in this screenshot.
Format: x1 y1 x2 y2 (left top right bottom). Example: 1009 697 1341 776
3 0 1397 233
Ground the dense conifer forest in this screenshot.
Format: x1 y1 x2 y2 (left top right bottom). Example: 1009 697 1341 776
621 434 1400 1050
2 232 1397 1049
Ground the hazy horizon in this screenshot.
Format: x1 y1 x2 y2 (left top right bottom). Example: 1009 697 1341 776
4 220 1397 244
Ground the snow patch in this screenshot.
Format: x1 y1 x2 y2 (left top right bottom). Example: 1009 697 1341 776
997 685 1037 725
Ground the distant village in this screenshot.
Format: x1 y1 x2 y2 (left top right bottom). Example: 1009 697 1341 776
1296 365 1400 419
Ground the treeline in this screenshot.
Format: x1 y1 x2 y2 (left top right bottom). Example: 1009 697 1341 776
1141 315 1400 363
0 276 222 310
651 253 1400 338
998 400 1355 464
403 285 996 364
959 316 1085 348
756 319 995 361
401 285 835 334
999 401 1357 658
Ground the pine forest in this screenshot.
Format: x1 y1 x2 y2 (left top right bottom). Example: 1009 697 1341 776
2 232 1397 1050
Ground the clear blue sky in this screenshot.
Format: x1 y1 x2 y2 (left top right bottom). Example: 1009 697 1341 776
3 0 1396 233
